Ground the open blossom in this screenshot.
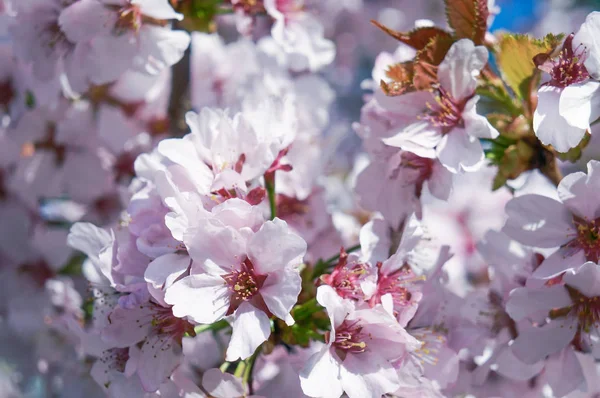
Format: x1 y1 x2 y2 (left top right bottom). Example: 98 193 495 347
264 0 335 71
506 260 600 393
158 98 296 195
300 285 421 398
503 159 600 278
165 199 306 361
533 12 600 152
382 39 499 173
57 0 189 89
99 299 194 393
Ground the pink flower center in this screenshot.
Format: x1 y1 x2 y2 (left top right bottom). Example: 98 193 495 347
276 194 309 218
330 320 367 355
100 348 129 373
566 216 600 262
370 265 424 309
222 258 267 314
422 87 466 133
115 5 142 33
321 251 368 301
545 35 589 88
151 304 194 341
550 286 600 338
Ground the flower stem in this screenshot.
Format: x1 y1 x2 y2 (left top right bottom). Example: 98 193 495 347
242 347 261 394
194 319 229 334
540 157 564 187
265 176 277 220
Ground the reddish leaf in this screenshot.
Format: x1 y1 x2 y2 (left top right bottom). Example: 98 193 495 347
413 35 454 90
371 20 452 50
445 0 489 45
380 80 412 96
385 62 414 84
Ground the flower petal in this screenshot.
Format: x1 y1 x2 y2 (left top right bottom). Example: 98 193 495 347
574 11 600 79
299 348 343 398
248 218 307 274
510 318 577 364
436 128 484 173
502 195 574 247
260 268 302 326
533 247 586 279
533 85 587 153
164 274 229 324
340 352 400 398
226 302 271 361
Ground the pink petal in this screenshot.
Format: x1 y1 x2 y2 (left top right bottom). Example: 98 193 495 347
226 302 271 361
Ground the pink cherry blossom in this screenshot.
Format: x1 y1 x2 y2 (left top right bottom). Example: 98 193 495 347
382 39 499 173
299 285 421 398
165 200 306 360
533 12 600 152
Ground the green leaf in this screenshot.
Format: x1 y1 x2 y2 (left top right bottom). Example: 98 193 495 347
496 33 564 100
445 0 489 45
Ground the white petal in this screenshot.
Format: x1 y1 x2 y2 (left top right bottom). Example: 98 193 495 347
558 160 600 219
438 39 488 100
340 353 400 398
202 368 245 398
502 195 574 247
67 222 112 258
462 96 500 139
427 160 453 200
563 261 600 298
101 306 154 347
505 285 571 322
436 128 484 173
134 26 190 75
164 275 229 324
533 247 586 278
138 334 182 392
545 348 585 398
144 253 190 289
316 285 354 331
511 318 577 364
260 268 302 325
157 138 213 194
534 85 587 152
184 222 247 273
248 218 307 274
226 302 271 361
59 0 116 43
559 80 600 129
134 0 183 20
382 121 441 159
299 349 343 398
574 11 600 79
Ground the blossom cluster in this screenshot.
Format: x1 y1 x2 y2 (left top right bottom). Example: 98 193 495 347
2 0 600 397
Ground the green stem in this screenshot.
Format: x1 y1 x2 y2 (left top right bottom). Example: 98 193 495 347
243 348 260 395
219 361 231 372
265 176 277 220
194 319 229 334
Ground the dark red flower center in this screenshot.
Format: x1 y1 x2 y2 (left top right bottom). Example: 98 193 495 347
222 258 268 314
329 320 367 355
422 87 466 134
543 34 590 88
566 216 600 262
